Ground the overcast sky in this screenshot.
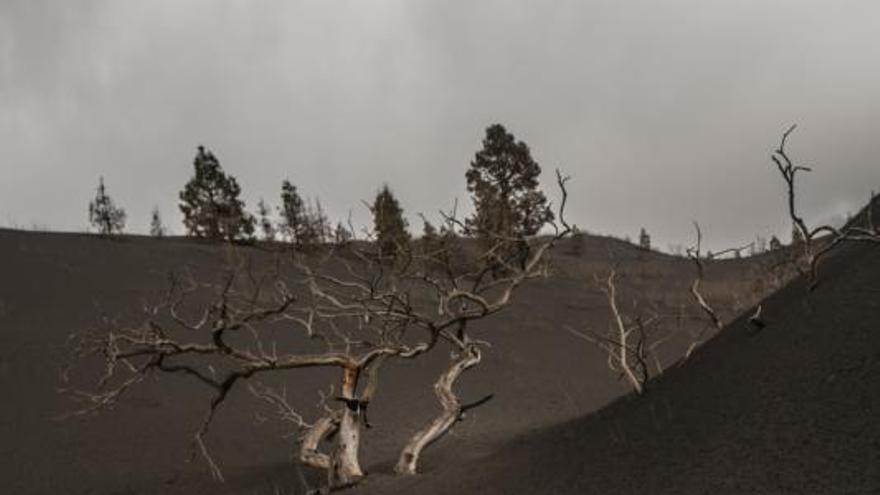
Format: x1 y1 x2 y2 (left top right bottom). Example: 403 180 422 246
2 1 879 251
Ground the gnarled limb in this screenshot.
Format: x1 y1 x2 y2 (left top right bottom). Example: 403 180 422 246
395 169 572 475
395 338 484 475
247 380 340 472
684 222 724 360
250 355 393 489
299 411 342 470
771 125 880 289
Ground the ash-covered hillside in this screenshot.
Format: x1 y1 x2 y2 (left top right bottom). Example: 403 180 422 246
355 203 880 495
0 229 790 494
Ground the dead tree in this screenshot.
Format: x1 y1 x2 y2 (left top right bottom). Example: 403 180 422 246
64 170 573 487
682 222 781 358
566 224 751 392
771 125 880 289
394 170 573 475
395 330 485 473
683 222 726 359
62 255 435 488
564 269 661 395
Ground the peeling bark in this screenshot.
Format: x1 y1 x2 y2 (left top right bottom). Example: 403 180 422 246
327 366 364 488
299 411 341 470
395 343 482 475
296 366 366 489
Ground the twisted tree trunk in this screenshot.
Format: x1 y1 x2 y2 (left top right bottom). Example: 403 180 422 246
299 410 342 470
328 366 364 488
296 366 366 489
395 344 482 475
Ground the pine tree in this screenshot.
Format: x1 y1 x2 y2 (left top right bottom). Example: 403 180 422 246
422 218 438 241
334 221 352 246
257 198 275 241
372 185 410 257
639 227 651 250
465 124 553 240
296 198 329 250
88 177 126 235
279 180 305 244
149 206 166 237
179 145 254 241
419 216 439 256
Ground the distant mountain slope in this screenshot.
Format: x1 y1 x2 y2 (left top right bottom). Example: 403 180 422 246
355 236 880 494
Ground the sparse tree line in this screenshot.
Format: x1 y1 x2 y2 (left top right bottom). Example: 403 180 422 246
90 132 818 265
89 125 552 259
89 144 399 252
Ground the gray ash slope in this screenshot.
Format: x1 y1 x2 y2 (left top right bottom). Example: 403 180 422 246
356 227 880 494
0 228 822 494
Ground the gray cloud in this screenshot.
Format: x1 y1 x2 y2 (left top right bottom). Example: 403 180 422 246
2 0 879 251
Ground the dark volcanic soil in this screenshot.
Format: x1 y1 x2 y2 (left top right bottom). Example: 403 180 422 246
0 228 832 494
355 239 880 495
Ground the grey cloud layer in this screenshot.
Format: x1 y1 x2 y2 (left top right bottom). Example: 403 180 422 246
2 0 879 250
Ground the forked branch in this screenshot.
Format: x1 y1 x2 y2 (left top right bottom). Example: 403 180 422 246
771 125 880 289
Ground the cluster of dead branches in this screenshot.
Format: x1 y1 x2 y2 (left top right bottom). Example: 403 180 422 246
772 125 880 289
564 269 664 395
62 171 572 490
567 221 778 395
682 222 729 358
569 124 879 397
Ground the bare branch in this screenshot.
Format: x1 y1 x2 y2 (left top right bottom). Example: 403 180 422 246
568 268 660 395
770 125 880 289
